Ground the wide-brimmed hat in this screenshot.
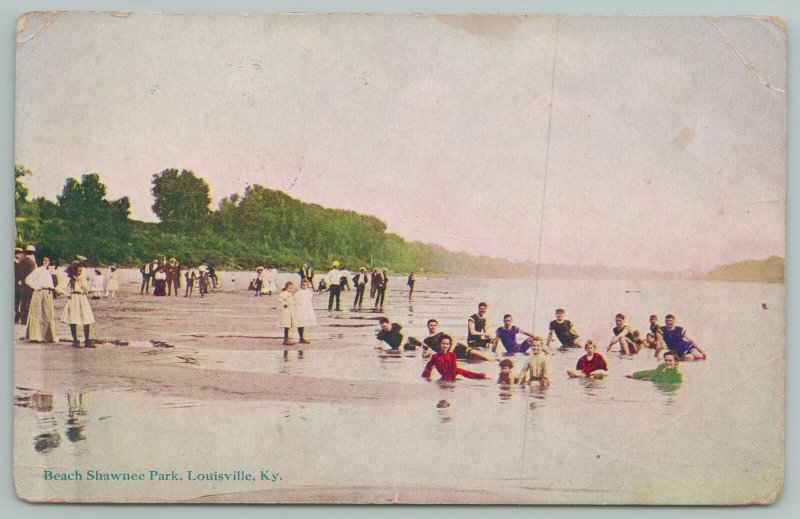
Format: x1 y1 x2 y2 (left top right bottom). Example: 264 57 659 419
14 246 22 253
332 261 340 267
256 266 264 271
24 245 36 252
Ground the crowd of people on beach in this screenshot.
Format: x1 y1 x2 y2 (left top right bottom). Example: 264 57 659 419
15 245 705 387
372 303 706 386
14 247 223 347
139 257 218 297
14 245 98 348
259 261 415 345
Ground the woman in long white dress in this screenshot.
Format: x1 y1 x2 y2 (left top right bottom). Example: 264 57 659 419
293 279 317 344
105 265 120 297
265 265 279 295
25 256 58 343
90 269 104 299
277 281 297 345
61 264 96 348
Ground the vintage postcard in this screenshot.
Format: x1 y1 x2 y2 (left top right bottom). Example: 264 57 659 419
13 12 785 504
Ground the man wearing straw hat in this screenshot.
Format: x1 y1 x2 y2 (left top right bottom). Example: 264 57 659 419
326 261 342 311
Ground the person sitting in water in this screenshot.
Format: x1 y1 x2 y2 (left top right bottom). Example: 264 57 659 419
606 313 640 355
417 319 491 361
567 339 609 379
421 334 487 381
495 314 542 355
626 350 683 384
374 317 406 351
648 314 665 344
516 338 549 387
660 314 706 361
467 302 495 349
644 333 665 358
497 359 515 384
546 308 582 349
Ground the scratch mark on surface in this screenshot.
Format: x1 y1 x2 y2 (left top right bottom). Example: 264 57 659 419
705 19 785 94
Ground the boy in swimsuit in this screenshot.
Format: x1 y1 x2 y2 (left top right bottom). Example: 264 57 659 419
374 317 406 351
496 314 543 354
660 314 706 361
516 338 549 387
467 302 496 350
546 308 582 349
419 319 490 361
607 313 640 355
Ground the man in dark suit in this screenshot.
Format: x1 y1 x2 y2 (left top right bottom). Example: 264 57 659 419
14 246 25 323
18 245 38 324
353 267 369 309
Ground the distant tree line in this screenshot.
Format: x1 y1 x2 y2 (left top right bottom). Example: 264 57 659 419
14 164 534 275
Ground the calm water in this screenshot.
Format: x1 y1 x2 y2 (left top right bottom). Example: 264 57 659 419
14 276 784 503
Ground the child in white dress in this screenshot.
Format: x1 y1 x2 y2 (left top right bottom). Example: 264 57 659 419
105 266 120 297
293 279 317 344
277 281 297 345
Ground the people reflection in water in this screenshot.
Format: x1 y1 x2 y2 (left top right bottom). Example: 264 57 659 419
32 393 61 453
27 391 90 452
66 392 89 443
283 350 305 361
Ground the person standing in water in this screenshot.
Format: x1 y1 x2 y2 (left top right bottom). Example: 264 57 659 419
407 272 416 299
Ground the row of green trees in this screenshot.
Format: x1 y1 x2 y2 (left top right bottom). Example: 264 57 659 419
14 165 533 275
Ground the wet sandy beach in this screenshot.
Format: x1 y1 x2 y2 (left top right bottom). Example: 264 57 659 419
13 272 785 504
14 270 413 404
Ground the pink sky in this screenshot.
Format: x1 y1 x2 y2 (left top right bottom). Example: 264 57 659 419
15 13 785 272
